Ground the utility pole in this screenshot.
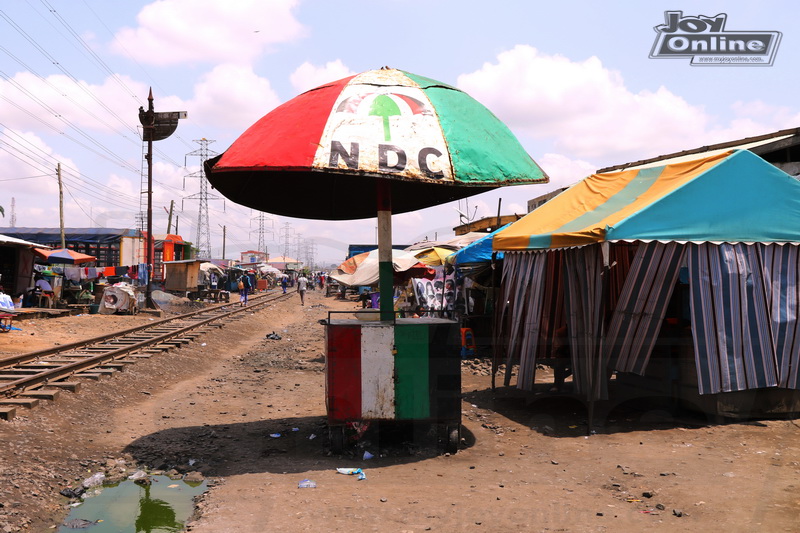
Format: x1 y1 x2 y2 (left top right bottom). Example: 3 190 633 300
220 225 227 260
166 200 175 233
57 162 65 248
9 198 16 228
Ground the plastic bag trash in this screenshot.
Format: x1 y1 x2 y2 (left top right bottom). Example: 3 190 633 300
363 451 374 460
336 468 366 480
292 427 300 432
309 433 317 440
201 343 207 346
128 470 148 481
266 332 282 340
82 472 105 488
188 459 197 466
298 479 317 488
269 433 281 438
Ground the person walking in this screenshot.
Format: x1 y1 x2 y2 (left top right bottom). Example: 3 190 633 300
281 275 288 294
239 273 252 306
297 273 309 306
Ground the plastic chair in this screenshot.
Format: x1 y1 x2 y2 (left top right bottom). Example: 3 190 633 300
37 293 53 309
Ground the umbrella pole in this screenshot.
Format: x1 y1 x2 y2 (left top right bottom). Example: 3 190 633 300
377 180 393 321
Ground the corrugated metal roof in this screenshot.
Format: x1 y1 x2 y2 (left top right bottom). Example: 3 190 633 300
0 233 47 247
597 127 800 173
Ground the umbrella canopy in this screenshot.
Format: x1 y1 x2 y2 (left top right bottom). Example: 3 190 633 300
493 149 800 251
205 68 548 220
199 262 224 275
33 247 96 265
331 249 433 286
412 246 456 266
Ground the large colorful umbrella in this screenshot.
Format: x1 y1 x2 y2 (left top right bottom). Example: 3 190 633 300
206 67 549 318
33 247 96 265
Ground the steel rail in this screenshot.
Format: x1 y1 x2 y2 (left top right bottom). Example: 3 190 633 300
0 291 281 369
0 290 292 398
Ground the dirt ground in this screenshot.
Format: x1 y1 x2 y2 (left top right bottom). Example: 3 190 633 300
1 288 799 532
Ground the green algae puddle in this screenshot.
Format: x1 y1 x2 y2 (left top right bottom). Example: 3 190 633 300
58 476 207 532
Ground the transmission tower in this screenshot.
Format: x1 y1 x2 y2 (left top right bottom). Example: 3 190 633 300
183 139 219 259
9 198 16 227
279 223 295 260
250 212 274 259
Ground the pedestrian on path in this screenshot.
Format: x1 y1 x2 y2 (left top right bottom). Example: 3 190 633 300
297 274 308 305
239 273 252 306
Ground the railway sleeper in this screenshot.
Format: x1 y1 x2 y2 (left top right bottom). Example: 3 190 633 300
0 406 17 420
0 398 40 409
49 381 81 392
19 389 60 401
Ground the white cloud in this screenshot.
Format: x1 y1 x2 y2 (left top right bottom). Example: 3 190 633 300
112 0 306 66
536 153 597 189
290 60 355 93
187 64 282 134
457 45 716 163
0 72 148 137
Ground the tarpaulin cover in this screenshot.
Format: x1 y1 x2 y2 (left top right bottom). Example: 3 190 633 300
206 68 548 220
494 150 800 251
450 223 512 266
331 249 432 286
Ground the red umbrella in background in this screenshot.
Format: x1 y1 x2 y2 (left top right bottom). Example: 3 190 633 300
34 248 96 265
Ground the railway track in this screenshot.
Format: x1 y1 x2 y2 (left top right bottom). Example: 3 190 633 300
0 290 292 420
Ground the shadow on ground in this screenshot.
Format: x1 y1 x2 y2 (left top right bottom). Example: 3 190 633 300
463 381 732 439
123 416 475 477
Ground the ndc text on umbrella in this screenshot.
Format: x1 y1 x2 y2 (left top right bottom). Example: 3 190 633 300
329 141 445 178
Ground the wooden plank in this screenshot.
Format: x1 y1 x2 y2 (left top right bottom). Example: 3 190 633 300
20 389 60 401
49 381 81 392
75 373 103 380
0 398 40 408
0 407 17 420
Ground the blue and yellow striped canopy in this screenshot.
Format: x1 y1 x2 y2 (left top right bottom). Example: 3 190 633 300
494 150 800 251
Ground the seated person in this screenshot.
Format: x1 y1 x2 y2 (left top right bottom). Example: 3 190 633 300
35 274 54 294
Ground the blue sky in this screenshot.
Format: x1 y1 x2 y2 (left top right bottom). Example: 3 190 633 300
1 1 797 265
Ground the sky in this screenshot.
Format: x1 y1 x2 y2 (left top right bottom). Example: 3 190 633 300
1 0 798 267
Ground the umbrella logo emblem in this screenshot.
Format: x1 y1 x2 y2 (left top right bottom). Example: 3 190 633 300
336 93 430 142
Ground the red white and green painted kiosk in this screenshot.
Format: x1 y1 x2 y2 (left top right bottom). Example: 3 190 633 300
325 314 462 452
206 68 548 454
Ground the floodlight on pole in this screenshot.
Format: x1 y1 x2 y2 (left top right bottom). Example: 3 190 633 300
138 87 186 308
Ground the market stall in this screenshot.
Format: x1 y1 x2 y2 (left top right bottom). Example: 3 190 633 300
492 149 800 419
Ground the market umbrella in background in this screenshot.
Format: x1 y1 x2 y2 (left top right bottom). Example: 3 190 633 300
412 246 456 267
206 67 549 319
331 248 434 287
33 247 96 265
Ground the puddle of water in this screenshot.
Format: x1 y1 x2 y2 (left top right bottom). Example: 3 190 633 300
57 475 207 533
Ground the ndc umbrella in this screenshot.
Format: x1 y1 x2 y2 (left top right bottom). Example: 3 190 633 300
34 248 96 265
206 67 548 319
